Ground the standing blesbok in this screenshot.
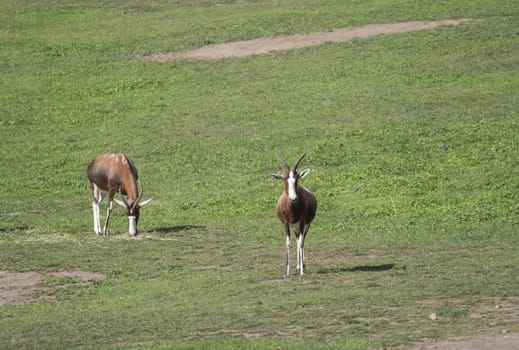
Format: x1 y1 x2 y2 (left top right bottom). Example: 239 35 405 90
87 153 151 236
272 149 317 275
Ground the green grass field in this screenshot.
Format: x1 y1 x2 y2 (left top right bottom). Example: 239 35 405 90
1 1 518 349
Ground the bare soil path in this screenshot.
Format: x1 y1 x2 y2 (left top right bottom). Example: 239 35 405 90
412 334 519 350
0 270 105 305
143 18 472 61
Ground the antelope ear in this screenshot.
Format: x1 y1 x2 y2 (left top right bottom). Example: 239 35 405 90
114 199 128 208
299 169 311 179
271 174 284 180
139 198 152 208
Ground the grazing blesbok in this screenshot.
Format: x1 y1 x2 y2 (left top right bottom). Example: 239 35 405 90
272 149 317 275
87 153 151 236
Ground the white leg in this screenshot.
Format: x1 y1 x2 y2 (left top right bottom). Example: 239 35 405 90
92 201 101 234
301 224 310 274
296 234 300 272
300 236 305 275
92 185 103 235
297 234 305 275
285 233 290 276
301 245 305 273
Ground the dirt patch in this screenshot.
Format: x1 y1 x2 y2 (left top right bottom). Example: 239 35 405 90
0 270 105 306
412 334 519 350
411 301 519 349
143 19 472 62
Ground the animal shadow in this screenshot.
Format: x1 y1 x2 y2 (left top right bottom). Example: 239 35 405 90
152 225 203 235
317 263 395 274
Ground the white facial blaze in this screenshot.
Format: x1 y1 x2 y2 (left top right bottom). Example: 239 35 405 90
128 216 137 236
287 171 297 201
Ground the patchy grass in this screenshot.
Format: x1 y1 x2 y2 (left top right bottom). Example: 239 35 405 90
1 0 518 349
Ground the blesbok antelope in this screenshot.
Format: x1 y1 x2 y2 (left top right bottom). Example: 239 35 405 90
87 153 151 236
272 149 317 275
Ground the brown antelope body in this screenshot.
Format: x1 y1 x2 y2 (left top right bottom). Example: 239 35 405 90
87 153 151 236
272 150 317 275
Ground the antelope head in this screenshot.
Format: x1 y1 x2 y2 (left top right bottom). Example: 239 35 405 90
114 185 152 236
271 149 310 201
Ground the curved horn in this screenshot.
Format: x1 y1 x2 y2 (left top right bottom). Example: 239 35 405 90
292 148 307 171
275 149 290 173
131 184 144 212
